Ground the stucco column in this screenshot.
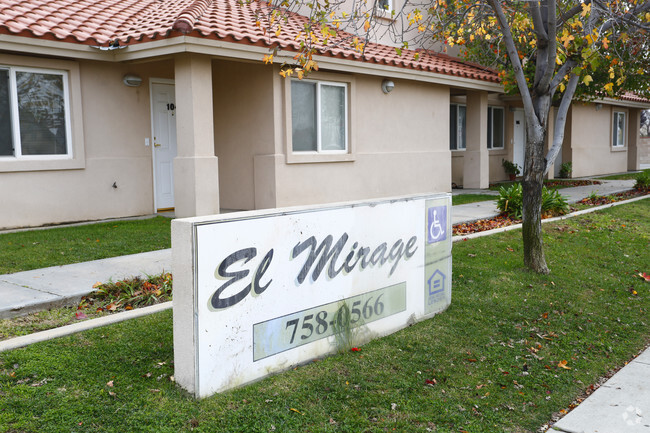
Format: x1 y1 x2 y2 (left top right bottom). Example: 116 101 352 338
173 53 220 217
463 91 489 189
627 108 641 171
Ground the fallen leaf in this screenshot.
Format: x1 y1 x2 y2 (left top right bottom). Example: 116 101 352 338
425 379 437 386
506 247 514 252
106 380 114 387
75 311 88 320
638 272 650 282
350 347 361 352
391 403 398 410
558 360 571 370
289 408 303 415
108 391 116 397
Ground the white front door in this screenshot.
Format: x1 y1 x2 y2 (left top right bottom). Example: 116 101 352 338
151 83 177 211
513 109 526 173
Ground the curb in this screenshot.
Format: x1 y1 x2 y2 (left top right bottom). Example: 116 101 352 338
0 302 172 353
453 193 650 242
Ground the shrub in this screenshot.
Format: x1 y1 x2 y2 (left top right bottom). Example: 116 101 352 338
541 188 570 216
496 183 523 218
634 171 650 192
497 184 570 218
558 162 572 179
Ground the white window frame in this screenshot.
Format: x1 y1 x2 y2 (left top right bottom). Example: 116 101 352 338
450 103 466 151
290 78 348 154
487 106 505 149
612 111 626 148
0 65 73 160
377 0 392 12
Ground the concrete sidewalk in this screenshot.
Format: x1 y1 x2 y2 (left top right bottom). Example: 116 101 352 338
545 350 650 432
451 179 635 225
0 249 171 319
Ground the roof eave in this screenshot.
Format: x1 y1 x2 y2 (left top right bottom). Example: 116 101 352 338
0 34 503 91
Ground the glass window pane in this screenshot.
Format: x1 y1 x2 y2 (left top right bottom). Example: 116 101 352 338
0 70 13 156
291 81 317 152
492 107 504 148
615 112 625 146
320 84 346 151
16 71 68 155
458 105 466 149
487 107 493 148
450 105 457 150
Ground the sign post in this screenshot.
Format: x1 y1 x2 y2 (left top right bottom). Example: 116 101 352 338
172 194 452 398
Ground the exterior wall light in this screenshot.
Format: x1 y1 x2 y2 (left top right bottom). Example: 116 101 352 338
595 103 603 111
381 79 395 94
123 74 143 87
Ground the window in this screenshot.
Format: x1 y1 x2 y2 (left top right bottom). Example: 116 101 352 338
0 66 71 159
450 104 466 150
377 0 392 11
291 79 347 153
487 106 504 149
612 111 626 147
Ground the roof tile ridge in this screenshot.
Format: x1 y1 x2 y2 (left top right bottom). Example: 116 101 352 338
173 0 213 34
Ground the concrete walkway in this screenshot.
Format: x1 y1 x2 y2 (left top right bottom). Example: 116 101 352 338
0 250 171 319
0 177 647 433
451 179 635 225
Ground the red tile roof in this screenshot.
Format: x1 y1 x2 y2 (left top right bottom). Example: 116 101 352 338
0 0 499 83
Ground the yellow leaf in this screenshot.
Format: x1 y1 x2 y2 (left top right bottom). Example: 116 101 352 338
580 3 591 17
582 75 593 86
289 408 304 415
559 83 566 92
558 360 571 370
364 20 370 32
604 82 614 93
275 26 281 37
263 54 273 64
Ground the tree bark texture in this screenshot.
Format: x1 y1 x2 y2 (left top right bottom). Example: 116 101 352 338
522 118 550 274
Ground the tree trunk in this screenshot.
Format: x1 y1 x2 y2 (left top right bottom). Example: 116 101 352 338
521 131 550 274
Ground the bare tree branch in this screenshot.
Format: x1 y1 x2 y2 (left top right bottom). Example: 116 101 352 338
539 0 558 92
488 0 536 119
545 73 579 175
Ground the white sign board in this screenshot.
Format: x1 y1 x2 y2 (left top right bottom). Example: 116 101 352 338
172 194 452 398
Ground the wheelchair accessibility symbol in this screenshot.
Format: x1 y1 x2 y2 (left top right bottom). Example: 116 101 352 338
427 206 447 243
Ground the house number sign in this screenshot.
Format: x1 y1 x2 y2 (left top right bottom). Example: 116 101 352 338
172 194 452 398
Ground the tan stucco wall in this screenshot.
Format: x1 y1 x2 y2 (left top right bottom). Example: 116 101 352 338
0 55 173 229
273 75 451 206
641 136 650 167
569 103 628 177
212 60 275 211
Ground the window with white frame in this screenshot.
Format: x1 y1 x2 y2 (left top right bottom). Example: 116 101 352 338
0 66 71 158
291 79 348 153
612 111 626 147
377 0 392 11
487 106 505 149
450 103 466 150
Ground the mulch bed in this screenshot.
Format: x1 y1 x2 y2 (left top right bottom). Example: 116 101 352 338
453 188 649 236
543 179 601 188
576 189 648 206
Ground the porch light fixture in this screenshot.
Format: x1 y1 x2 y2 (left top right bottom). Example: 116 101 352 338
381 79 395 94
595 103 603 111
123 74 143 87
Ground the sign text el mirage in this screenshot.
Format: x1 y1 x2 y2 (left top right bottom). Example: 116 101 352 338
210 233 418 309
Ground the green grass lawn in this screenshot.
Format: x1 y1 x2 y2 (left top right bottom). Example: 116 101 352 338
0 217 172 274
452 194 496 205
596 168 650 180
1 201 649 432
